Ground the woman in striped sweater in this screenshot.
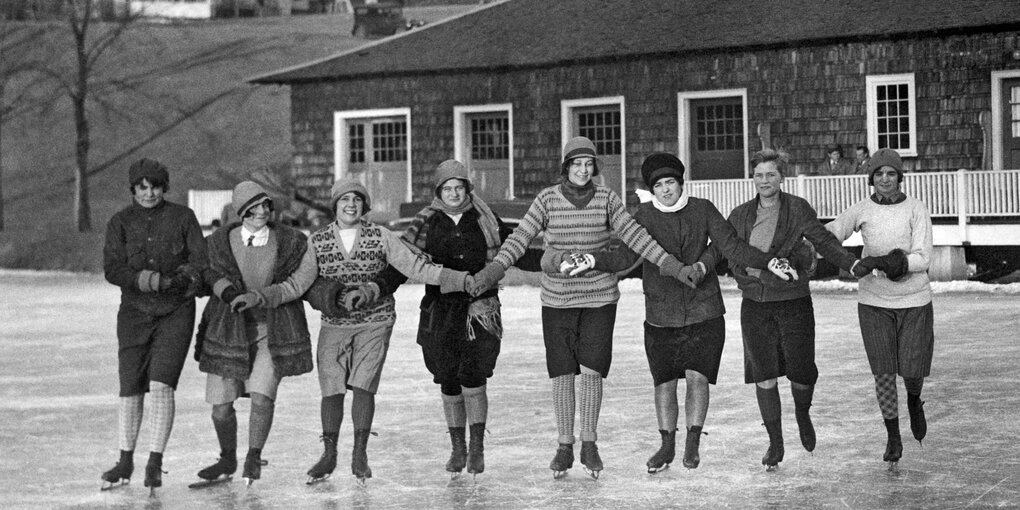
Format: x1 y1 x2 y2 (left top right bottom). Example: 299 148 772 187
469 137 687 479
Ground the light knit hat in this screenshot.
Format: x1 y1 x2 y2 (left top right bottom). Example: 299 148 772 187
561 136 600 176
330 178 371 213
866 148 904 185
434 159 472 197
231 180 271 218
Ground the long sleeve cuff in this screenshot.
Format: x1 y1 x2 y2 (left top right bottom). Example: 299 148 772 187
438 268 469 294
137 270 160 292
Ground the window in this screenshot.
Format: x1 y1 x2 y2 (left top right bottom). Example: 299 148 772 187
470 116 509 160
695 103 743 151
577 109 622 156
866 73 917 157
349 124 365 163
1011 85 1020 138
372 120 407 162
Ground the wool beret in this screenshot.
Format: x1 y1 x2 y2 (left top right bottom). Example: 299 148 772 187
330 178 371 214
434 159 472 197
128 158 169 188
867 148 904 184
231 181 272 218
640 153 685 188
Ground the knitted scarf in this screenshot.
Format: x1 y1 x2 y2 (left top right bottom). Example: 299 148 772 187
559 179 596 209
401 193 501 262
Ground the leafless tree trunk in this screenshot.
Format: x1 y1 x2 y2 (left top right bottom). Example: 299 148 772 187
69 0 91 231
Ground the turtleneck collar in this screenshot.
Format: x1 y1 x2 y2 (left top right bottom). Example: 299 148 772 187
559 179 596 209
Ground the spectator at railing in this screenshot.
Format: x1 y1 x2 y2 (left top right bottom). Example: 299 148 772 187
817 145 854 176
854 146 871 175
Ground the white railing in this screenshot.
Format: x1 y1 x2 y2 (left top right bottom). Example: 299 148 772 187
684 169 1020 221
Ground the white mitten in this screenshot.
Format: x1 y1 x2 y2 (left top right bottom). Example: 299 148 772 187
767 257 799 282
567 253 595 276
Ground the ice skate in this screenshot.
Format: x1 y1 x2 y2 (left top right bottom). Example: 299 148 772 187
189 452 237 488
241 448 262 487
306 433 338 485
907 394 926 445
466 423 486 479
580 441 603 480
99 451 133 491
682 426 703 469
795 407 816 453
143 452 164 497
351 429 373 487
549 443 574 479
445 427 467 478
762 420 784 471
883 418 902 469
646 429 675 473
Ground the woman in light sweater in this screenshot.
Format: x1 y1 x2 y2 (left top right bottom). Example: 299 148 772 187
825 148 934 468
470 137 689 479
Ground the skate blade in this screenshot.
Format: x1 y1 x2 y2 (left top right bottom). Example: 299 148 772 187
306 473 332 485
582 467 601 480
99 479 129 492
355 476 368 488
683 458 700 469
188 475 232 489
242 477 255 487
448 470 462 480
764 464 779 472
647 463 670 474
887 460 899 472
148 487 157 498
552 470 568 480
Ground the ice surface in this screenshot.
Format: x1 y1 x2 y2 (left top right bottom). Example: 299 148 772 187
1 270 1018 509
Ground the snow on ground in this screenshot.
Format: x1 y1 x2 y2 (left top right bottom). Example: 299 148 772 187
1 270 1019 509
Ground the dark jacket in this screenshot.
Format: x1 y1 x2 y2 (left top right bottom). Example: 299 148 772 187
103 200 208 316
595 197 771 328
197 222 312 380
727 191 858 302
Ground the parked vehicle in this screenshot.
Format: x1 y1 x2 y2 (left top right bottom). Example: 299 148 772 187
350 0 424 38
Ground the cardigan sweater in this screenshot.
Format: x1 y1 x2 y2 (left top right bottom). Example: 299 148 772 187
825 195 933 308
728 192 859 303
197 222 314 380
494 184 671 308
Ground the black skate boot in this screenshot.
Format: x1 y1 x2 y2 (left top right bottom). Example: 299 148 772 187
189 450 237 488
762 420 784 471
446 427 467 476
467 422 486 477
242 448 262 487
795 404 816 453
306 433 338 485
883 418 903 468
143 452 164 496
100 450 133 491
907 394 926 445
682 426 704 469
646 429 676 473
549 443 574 479
580 441 603 480
351 429 373 486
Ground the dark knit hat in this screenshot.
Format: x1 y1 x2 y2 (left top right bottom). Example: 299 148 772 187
434 159 472 197
128 158 169 189
640 153 685 188
866 148 904 185
232 181 271 218
330 178 371 214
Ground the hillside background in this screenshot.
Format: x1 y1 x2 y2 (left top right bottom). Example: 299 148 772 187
0 6 473 271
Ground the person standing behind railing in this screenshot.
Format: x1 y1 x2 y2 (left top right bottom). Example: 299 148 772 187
727 149 866 471
825 148 934 469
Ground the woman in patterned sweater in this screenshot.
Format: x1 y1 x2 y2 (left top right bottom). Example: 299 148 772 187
302 178 471 485
470 137 688 479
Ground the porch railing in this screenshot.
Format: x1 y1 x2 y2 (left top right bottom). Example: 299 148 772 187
683 169 1020 221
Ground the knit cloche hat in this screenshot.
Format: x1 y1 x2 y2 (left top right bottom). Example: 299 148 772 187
866 148 904 185
434 159 472 197
330 178 371 213
231 181 271 218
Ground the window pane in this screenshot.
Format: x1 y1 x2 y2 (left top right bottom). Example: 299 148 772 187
349 124 365 163
469 115 509 160
577 108 621 155
372 121 407 162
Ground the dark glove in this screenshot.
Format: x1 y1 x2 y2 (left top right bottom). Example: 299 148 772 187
344 283 381 309
194 314 207 362
877 249 909 281
851 258 876 278
677 263 703 289
789 239 818 277
220 285 241 304
167 265 201 297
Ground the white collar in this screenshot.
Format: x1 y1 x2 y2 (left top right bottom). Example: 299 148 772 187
240 225 270 246
651 188 690 213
